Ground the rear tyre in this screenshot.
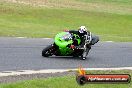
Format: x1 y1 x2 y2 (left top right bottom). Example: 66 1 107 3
91 35 99 45
42 45 54 57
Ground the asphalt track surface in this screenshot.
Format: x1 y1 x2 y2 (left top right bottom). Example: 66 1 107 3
0 37 132 71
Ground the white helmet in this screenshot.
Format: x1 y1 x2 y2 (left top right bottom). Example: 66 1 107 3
78 26 87 33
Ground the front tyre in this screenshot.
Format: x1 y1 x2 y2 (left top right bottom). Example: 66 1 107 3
42 45 54 57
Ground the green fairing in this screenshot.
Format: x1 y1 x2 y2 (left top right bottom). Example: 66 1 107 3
54 32 81 55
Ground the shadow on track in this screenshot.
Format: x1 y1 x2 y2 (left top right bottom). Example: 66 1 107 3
41 56 92 61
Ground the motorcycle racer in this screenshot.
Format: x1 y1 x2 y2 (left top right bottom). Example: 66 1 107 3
65 26 99 49
69 26 88 48
65 26 99 59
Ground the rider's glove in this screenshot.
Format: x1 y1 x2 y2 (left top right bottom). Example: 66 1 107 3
70 45 75 49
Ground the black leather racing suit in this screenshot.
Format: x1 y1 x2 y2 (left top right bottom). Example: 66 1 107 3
68 30 88 48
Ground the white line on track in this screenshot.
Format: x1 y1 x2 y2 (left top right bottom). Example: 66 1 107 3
105 41 114 42
16 37 27 38
41 38 51 39
15 37 52 39
0 67 132 77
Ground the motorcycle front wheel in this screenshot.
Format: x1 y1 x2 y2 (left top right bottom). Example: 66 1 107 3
42 45 55 57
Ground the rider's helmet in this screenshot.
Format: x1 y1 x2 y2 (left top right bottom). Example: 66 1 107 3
78 26 87 34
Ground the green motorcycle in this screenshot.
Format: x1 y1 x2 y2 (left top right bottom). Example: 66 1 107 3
42 32 99 60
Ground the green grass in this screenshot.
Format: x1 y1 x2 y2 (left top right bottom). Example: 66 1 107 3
0 0 132 41
77 0 132 4
0 70 132 88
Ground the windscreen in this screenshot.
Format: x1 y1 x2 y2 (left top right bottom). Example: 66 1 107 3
61 32 72 41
